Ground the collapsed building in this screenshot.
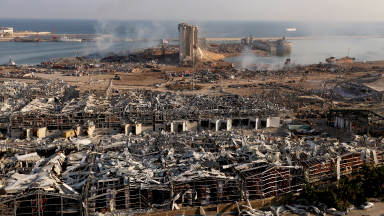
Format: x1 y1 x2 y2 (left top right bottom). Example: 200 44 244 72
2 79 384 215
0 125 382 215
329 103 384 136
2 86 289 139
0 80 72 135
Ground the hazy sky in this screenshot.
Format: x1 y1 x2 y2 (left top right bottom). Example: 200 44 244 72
1 0 383 21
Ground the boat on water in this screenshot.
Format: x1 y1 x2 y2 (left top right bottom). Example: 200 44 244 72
57 35 82 42
5 56 17 66
159 34 169 45
160 38 169 45
326 56 355 64
286 28 296 31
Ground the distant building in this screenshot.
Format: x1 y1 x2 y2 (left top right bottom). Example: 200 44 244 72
253 37 291 52
178 23 198 62
0 27 13 34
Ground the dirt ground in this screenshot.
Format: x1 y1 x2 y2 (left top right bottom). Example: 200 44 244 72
280 202 384 216
2 49 384 215
3 59 384 98
348 202 384 216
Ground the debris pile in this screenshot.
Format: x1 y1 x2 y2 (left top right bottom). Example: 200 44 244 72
0 128 382 215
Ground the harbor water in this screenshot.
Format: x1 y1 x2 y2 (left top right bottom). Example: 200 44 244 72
1 19 384 65
224 38 384 65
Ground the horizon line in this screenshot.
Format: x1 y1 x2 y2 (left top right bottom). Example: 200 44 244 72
1 18 384 22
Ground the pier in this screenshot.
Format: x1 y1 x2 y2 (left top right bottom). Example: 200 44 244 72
3 35 384 42
206 35 384 41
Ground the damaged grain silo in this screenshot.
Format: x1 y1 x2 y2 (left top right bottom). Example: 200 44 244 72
178 23 198 62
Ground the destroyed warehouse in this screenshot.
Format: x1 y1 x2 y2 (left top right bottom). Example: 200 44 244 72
0 79 383 215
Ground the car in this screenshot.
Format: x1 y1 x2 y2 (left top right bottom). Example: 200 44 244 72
360 202 374 209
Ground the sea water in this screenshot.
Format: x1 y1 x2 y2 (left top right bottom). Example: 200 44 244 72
1 19 384 65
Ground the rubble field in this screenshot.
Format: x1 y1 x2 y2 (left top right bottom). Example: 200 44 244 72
2 42 384 216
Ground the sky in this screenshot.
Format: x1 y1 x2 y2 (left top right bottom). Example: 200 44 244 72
1 0 383 21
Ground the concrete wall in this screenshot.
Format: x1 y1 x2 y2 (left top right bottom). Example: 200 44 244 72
37 127 47 138
125 124 130 135
125 124 142 135
256 118 262 130
75 126 82 136
171 121 186 132
22 129 33 139
187 121 198 131
46 130 62 138
141 125 153 133
210 119 219 131
267 117 280 128
87 125 96 136
215 119 232 131
155 124 166 132
219 119 231 131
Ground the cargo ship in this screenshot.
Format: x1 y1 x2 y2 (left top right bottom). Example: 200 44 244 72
57 35 82 42
286 28 296 31
326 56 355 64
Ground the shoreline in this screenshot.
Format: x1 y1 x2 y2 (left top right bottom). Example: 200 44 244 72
1 35 384 42
207 35 384 41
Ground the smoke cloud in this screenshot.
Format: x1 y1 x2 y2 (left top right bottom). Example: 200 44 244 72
234 46 286 71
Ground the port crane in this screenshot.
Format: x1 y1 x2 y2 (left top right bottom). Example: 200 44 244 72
35 32 40 42
52 26 57 40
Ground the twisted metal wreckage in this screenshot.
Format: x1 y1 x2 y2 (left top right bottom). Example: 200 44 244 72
3 83 288 137
0 130 381 215
0 81 383 215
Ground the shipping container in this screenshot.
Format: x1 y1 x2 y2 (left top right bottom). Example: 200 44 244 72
53 65 65 69
63 130 76 138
